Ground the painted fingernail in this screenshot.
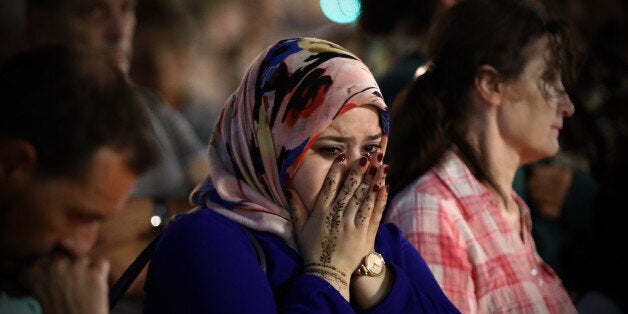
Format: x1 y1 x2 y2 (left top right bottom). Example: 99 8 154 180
363 152 372 159
335 154 346 163
377 153 384 162
369 165 377 175
383 165 390 174
385 185 390 193
372 184 380 192
359 156 368 167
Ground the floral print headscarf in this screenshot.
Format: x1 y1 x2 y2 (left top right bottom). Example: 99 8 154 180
192 38 388 247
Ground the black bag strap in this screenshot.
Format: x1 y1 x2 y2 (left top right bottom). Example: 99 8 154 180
108 211 267 310
108 230 163 310
242 225 267 274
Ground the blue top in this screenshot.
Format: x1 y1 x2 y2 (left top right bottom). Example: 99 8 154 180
143 208 460 313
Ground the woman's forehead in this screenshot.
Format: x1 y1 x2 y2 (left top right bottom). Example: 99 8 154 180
320 106 382 137
521 36 555 75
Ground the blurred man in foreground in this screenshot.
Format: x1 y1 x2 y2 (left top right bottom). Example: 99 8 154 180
0 46 159 314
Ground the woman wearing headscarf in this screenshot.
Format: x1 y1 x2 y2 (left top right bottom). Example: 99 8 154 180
143 37 459 313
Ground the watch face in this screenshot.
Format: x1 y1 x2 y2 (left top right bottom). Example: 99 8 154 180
366 253 384 274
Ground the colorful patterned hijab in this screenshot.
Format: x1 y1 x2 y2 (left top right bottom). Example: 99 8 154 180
192 38 389 248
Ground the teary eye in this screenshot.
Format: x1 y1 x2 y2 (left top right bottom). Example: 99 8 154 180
318 146 342 157
363 144 381 154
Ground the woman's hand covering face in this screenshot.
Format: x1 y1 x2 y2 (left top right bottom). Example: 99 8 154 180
288 126 389 298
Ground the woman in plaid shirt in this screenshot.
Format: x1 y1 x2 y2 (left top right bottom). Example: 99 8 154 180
385 0 578 312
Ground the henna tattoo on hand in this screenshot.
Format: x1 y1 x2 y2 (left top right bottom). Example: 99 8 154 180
322 177 335 203
357 206 370 225
320 235 336 264
320 193 345 263
354 181 369 201
303 265 348 292
316 163 370 268
304 263 348 277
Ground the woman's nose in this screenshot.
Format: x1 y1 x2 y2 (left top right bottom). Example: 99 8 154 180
346 151 371 168
559 93 575 117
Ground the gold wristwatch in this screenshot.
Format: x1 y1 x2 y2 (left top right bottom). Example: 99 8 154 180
354 251 385 277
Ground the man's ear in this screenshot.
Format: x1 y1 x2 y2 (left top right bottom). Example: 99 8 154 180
0 140 37 182
473 65 503 107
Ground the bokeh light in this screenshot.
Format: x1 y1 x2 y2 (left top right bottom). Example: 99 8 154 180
320 0 361 24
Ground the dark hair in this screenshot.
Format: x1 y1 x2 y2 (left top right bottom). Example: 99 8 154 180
358 0 443 36
26 0 65 11
0 45 159 178
387 0 577 200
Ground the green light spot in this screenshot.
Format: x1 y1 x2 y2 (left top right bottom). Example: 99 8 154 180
320 0 361 24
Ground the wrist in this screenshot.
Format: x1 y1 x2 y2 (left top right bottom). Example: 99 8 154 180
351 266 393 310
303 263 350 298
353 251 385 277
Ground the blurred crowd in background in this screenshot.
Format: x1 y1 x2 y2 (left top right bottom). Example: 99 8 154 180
0 0 626 312
1 0 365 115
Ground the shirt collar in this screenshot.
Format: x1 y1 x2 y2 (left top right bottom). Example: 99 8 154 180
432 151 532 230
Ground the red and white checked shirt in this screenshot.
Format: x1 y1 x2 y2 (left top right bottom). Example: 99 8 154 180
386 152 576 314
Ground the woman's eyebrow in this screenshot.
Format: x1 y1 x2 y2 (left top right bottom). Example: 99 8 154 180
366 134 383 141
316 133 382 143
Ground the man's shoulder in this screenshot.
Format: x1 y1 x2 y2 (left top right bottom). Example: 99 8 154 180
0 292 42 314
